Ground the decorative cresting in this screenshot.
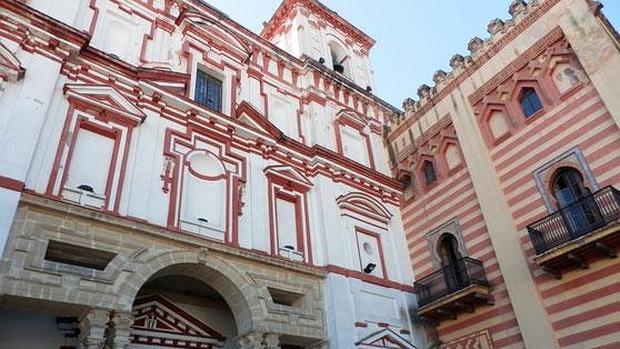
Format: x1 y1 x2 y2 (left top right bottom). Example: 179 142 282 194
0 42 25 82
356 328 417 349
387 0 554 137
114 250 267 335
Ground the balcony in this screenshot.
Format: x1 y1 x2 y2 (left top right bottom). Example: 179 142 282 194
414 258 492 323
528 186 620 278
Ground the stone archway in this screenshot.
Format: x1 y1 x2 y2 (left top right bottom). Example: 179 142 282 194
115 250 266 335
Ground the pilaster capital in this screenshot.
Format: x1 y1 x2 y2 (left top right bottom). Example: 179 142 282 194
235 331 265 349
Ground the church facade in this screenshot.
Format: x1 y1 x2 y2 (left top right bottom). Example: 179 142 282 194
0 0 618 348
386 0 620 348
0 0 421 348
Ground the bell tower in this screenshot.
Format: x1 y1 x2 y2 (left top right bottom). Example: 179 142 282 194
261 0 376 90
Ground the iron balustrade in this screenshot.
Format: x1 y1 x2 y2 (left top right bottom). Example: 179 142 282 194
527 186 620 255
414 258 489 307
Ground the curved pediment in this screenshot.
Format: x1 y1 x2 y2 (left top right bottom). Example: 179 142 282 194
337 192 392 226
0 42 25 82
177 10 251 59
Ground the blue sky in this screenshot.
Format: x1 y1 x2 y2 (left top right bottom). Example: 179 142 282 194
206 0 620 108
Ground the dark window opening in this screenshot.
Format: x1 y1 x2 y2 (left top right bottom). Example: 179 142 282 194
423 160 437 186
44 240 116 271
268 287 303 307
551 168 601 236
519 88 543 117
195 70 223 112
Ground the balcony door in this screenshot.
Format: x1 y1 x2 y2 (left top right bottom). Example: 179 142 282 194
438 234 465 291
552 168 601 237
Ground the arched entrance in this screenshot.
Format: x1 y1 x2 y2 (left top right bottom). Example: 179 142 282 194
130 274 234 348
111 251 269 348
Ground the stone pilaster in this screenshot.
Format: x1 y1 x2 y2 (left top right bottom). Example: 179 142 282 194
78 308 110 349
235 332 265 349
110 311 134 349
263 333 280 349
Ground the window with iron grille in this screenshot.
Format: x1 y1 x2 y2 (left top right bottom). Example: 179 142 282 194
520 88 543 118
195 70 223 112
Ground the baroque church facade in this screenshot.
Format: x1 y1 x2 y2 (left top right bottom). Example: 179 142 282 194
0 0 618 348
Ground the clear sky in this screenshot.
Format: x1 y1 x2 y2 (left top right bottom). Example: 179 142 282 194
205 0 620 109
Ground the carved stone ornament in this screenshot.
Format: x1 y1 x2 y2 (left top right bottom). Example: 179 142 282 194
509 0 527 17
402 98 416 112
488 18 505 35
433 70 447 84
450 54 466 69
468 37 484 54
417 84 431 99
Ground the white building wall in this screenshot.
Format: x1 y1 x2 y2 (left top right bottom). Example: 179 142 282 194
0 0 420 346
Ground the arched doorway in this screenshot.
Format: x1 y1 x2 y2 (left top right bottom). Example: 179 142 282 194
130 274 234 348
114 251 269 348
551 167 601 237
437 234 465 291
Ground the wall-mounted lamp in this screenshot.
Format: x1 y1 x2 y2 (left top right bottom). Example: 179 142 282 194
363 263 377 274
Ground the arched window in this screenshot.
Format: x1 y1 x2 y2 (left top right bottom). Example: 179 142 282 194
328 41 349 76
519 88 543 117
552 168 589 208
438 234 461 268
551 167 600 236
438 233 467 289
422 160 437 186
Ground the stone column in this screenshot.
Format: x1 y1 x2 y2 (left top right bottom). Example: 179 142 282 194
79 308 110 349
110 311 134 349
235 332 264 349
263 333 280 349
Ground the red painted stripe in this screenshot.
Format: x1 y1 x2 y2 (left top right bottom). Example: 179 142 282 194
552 301 620 331
498 110 610 183
437 304 515 336
558 321 620 347
0 175 25 192
492 89 599 161
591 341 620 349
547 282 620 315
541 263 620 298
493 333 525 348
501 121 618 196
404 191 478 231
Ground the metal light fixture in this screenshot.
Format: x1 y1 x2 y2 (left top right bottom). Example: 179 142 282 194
363 263 377 274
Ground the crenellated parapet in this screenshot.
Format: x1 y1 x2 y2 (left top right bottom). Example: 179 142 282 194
385 0 549 141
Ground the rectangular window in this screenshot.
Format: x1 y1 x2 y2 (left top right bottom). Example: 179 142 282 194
356 229 385 279
195 70 223 112
341 127 369 166
61 127 115 209
275 195 303 261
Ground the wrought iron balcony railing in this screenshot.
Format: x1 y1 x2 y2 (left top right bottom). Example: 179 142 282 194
527 186 620 255
414 258 489 307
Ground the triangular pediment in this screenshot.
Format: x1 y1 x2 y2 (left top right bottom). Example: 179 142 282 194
264 165 313 188
356 329 417 349
132 295 225 344
0 42 25 82
63 84 147 124
235 101 285 140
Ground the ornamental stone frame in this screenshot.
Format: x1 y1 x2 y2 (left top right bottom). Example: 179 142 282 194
425 218 468 270
533 146 599 212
